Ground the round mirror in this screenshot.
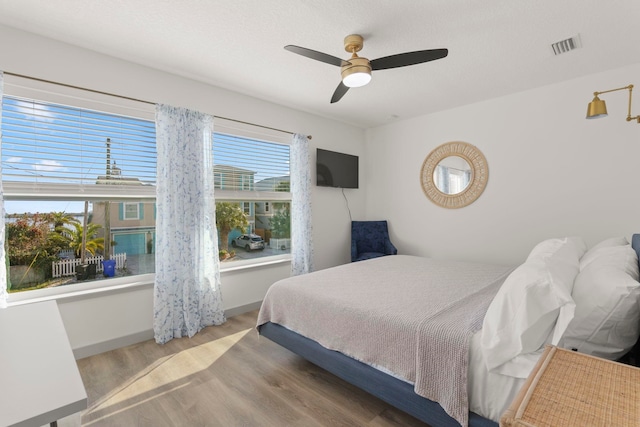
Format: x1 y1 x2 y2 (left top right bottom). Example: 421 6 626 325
432 155 472 195
420 142 488 209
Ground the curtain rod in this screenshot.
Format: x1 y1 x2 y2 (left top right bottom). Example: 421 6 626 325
3 71 312 140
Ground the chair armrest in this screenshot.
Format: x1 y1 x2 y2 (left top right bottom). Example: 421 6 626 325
351 240 358 262
384 239 398 255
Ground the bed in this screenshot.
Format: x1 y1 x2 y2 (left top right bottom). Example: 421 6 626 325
257 235 640 427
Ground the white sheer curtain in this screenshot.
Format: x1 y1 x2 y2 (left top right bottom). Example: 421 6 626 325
290 133 313 275
0 71 6 308
154 104 225 344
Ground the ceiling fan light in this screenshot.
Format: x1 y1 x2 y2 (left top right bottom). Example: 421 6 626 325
341 57 372 88
343 71 371 88
586 95 608 119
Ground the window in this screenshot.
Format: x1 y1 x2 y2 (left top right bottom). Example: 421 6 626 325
1 82 292 296
123 202 141 220
2 92 157 294
213 130 291 261
242 176 251 191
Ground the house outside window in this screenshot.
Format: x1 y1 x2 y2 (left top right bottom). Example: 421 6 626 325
1 79 292 297
213 165 254 190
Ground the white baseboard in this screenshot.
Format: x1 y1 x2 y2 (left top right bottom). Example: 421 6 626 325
73 329 154 359
224 300 262 317
72 301 263 359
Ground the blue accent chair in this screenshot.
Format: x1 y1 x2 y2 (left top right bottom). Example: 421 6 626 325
351 220 398 262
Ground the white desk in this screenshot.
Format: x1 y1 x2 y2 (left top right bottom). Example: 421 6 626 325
0 301 87 427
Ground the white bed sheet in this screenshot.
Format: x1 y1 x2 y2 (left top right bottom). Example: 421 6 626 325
468 330 535 422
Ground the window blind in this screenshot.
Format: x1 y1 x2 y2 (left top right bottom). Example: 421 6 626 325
213 132 290 197
1 95 291 201
1 95 156 199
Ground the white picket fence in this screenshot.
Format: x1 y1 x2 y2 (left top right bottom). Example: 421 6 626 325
52 253 127 278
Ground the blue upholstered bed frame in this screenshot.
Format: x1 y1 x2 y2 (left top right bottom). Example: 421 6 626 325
258 235 640 427
258 321 497 427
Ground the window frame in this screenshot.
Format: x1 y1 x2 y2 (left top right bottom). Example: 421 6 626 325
242 201 251 215
123 202 141 220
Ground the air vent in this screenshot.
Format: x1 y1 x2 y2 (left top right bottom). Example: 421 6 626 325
551 35 582 55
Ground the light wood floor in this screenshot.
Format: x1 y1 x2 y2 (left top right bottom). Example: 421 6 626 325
58 310 429 427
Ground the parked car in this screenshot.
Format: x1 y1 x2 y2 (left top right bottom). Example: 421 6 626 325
231 234 265 251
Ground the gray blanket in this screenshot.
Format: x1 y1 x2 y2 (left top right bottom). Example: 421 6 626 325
256 255 512 427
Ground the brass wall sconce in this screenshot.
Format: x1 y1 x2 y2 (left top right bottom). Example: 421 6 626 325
586 84 640 123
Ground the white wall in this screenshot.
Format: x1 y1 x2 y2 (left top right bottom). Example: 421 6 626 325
366 62 640 266
0 25 366 356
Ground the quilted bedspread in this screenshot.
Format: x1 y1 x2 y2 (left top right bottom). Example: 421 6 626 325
256 255 512 427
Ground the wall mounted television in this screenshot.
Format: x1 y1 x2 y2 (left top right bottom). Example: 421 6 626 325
316 148 359 189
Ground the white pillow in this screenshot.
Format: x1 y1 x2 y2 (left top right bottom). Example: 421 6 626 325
580 236 628 270
481 237 586 378
560 244 640 359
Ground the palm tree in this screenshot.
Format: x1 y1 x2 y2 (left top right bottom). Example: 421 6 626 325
61 222 105 257
216 202 248 251
50 211 80 232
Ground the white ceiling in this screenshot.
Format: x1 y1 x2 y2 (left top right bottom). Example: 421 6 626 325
0 0 639 128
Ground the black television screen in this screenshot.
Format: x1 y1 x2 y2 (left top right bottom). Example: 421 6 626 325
316 148 359 188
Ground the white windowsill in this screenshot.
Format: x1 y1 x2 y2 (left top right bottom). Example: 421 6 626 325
6 255 291 306
218 254 291 273
7 274 156 306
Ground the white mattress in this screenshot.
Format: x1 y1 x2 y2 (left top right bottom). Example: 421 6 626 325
467 330 532 422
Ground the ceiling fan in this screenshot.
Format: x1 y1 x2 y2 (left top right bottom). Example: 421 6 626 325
285 34 448 103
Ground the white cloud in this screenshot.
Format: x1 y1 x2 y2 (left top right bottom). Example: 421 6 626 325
13 103 56 123
33 160 66 172
6 157 23 163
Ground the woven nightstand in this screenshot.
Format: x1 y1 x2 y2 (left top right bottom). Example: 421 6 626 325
500 345 640 427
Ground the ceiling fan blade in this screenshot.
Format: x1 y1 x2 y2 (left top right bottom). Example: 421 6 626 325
370 48 448 71
284 45 351 67
330 81 350 103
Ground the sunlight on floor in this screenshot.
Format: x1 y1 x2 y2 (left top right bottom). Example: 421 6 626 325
83 328 253 425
